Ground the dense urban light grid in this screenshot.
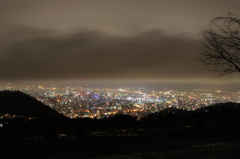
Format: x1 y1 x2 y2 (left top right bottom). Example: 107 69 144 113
1 83 239 119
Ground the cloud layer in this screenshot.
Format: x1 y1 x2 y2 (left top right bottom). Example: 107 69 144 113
1 0 240 81
0 26 206 80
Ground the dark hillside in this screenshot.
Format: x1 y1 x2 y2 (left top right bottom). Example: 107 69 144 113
0 90 67 120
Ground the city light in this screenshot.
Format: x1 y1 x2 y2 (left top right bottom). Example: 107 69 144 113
0 83 239 119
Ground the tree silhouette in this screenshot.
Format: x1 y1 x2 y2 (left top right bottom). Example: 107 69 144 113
200 13 240 77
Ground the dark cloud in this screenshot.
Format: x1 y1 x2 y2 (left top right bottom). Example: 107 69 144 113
1 0 240 36
0 27 207 80
1 0 239 81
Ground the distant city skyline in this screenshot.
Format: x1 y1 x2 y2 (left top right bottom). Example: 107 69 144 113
2 80 240 92
1 83 239 119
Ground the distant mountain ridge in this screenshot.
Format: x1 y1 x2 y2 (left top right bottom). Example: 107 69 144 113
0 90 67 120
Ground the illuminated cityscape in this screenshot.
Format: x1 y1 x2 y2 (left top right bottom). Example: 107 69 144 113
1 1 240 158
1 83 239 119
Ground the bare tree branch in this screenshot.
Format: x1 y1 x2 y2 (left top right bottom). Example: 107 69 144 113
200 13 240 77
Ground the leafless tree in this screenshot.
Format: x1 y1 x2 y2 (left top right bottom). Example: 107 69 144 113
200 13 240 77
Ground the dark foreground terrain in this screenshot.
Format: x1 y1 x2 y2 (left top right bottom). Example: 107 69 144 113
0 129 240 159
1 120 240 159
1 91 240 158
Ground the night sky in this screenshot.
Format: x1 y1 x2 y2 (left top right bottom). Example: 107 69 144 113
0 0 240 83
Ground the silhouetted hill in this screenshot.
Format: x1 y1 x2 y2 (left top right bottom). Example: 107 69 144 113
0 90 67 120
199 102 240 115
107 114 137 122
141 102 240 121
